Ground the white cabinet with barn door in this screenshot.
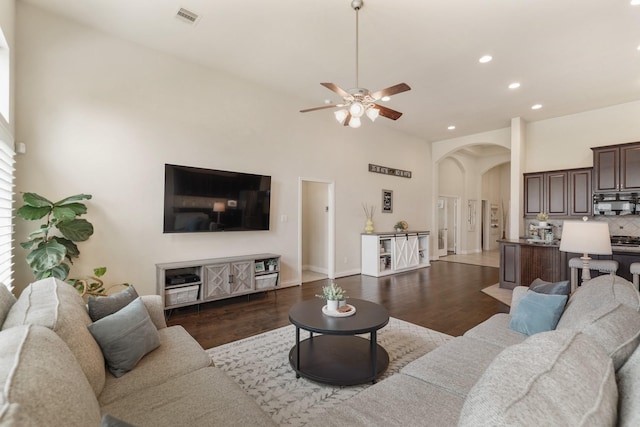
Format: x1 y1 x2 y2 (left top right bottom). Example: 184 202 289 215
361 232 430 277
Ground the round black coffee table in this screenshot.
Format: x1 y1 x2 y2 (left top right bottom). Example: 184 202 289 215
288 298 390 386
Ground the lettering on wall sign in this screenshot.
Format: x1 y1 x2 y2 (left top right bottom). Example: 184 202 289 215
368 164 412 179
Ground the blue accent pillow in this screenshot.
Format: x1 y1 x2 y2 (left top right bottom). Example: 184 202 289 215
88 297 160 377
509 290 568 336
530 278 571 296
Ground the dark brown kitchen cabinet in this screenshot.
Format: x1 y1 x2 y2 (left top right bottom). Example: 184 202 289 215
525 171 565 217
592 142 640 192
569 168 592 216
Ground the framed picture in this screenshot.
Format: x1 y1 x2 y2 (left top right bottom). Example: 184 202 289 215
382 189 393 213
255 261 265 273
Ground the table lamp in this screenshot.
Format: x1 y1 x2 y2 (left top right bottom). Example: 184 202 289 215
559 217 612 284
213 201 226 224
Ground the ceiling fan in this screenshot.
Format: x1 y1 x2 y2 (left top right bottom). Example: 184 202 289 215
300 0 411 128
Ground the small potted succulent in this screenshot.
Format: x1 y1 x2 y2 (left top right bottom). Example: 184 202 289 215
266 259 278 271
316 281 348 311
536 212 548 227
394 220 408 232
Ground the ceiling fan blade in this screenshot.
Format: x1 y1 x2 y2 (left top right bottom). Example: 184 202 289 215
373 104 403 120
321 83 351 98
371 83 411 100
343 112 352 126
300 104 341 113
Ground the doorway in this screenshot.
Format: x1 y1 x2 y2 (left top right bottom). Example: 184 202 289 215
299 179 335 284
438 196 458 256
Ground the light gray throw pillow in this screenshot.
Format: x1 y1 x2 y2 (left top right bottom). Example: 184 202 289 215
88 297 160 377
0 283 16 327
88 285 139 322
459 330 617 426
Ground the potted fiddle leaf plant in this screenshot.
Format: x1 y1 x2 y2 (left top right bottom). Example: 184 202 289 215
316 281 348 311
17 193 94 281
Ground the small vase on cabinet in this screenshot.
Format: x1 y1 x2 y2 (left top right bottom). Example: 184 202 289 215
365 219 374 234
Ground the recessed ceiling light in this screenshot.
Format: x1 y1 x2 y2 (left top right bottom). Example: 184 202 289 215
448 125 456 130
381 96 391 102
479 55 493 64
631 0 640 6
508 82 521 89
531 104 542 110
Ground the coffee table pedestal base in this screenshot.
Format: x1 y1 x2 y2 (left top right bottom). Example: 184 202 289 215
289 335 389 386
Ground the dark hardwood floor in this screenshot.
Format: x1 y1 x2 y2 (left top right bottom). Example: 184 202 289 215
167 260 507 349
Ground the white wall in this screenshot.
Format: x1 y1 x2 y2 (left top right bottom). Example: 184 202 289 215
13 3 432 295
525 101 640 172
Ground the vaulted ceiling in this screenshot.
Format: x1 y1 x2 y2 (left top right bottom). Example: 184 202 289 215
19 0 640 142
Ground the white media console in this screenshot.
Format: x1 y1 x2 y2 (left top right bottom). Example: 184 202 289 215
156 253 281 311
361 231 430 277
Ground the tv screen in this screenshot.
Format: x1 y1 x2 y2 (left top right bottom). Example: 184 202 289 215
164 164 271 233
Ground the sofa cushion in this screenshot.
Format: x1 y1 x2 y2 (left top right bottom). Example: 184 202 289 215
100 367 276 427
530 278 571 295
458 330 617 427
98 325 213 406
0 284 15 328
557 274 640 330
88 285 139 322
89 297 160 378
2 277 106 395
561 301 640 371
463 313 528 348
508 291 567 335
618 343 640 427
305 373 465 427
401 336 503 397
0 325 101 426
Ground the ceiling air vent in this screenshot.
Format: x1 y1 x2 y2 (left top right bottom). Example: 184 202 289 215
176 8 199 25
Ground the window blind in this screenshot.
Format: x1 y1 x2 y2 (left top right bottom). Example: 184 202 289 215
0 142 14 291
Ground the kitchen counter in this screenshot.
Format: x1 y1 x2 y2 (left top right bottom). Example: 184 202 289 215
499 239 640 289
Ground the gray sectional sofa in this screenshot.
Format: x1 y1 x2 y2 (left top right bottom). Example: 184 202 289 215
0 278 275 426
1 274 639 426
308 274 640 426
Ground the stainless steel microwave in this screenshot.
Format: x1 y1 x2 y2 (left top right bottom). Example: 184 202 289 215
593 193 639 215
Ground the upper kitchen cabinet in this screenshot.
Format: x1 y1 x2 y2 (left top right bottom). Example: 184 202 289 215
569 168 592 217
592 142 640 193
524 168 592 218
524 170 568 217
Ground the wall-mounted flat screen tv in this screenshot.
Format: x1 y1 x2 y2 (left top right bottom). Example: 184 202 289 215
164 164 271 233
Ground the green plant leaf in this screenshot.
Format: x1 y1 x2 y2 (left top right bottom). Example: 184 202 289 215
22 192 53 208
93 267 107 277
45 263 70 281
52 203 87 221
26 240 66 273
54 194 92 205
57 219 94 242
20 238 44 250
52 237 79 261
16 205 52 220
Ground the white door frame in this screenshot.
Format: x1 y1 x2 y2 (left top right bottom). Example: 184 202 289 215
298 178 335 283
438 195 461 256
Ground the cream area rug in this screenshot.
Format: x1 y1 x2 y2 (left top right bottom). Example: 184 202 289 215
207 317 452 426
481 283 512 306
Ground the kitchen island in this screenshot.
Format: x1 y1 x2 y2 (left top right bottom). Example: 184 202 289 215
499 239 640 289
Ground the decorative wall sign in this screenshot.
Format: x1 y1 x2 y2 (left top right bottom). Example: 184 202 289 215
369 164 412 179
382 190 393 213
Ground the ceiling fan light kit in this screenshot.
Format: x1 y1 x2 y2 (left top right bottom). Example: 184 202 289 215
300 0 411 128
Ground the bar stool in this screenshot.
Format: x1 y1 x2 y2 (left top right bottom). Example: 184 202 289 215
631 262 640 290
569 258 618 293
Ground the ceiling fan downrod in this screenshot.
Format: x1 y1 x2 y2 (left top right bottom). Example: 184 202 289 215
352 0 363 89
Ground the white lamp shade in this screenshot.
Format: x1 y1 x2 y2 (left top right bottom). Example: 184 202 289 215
348 117 361 128
349 102 365 118
334 109 348 124
213 202 226 213
366 107 379 122
559 220 611 255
